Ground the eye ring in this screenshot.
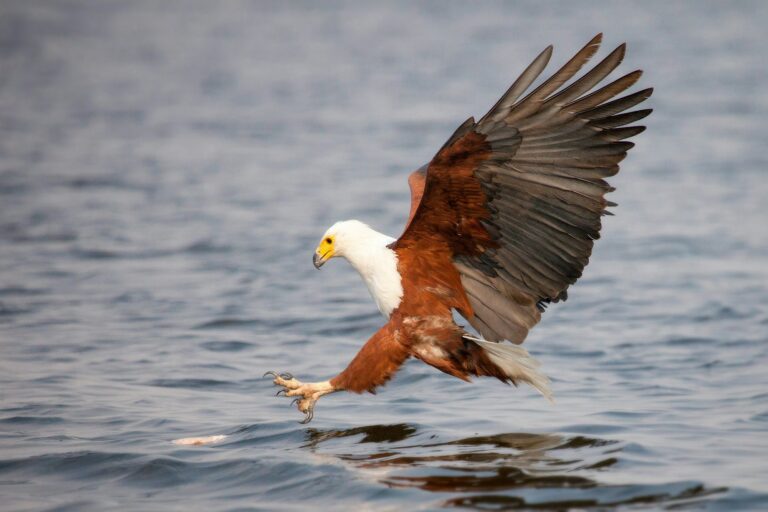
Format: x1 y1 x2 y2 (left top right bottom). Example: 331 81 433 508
325 237 332 244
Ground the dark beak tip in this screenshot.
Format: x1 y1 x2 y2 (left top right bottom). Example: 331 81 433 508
312 253 324 269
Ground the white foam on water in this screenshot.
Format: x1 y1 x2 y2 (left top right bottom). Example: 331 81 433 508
172 435 228 446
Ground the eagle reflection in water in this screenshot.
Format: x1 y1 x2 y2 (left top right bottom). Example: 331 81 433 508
302 424 725 509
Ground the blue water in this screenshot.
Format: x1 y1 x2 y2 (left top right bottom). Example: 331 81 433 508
1 1 767 510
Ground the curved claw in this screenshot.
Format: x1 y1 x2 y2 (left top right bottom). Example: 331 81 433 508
275 389 288 397
299 408 314 424
279 372 293 380
290 398 300 408
263 371 278 379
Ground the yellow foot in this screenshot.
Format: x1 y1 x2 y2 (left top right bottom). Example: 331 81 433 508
264 371 335 423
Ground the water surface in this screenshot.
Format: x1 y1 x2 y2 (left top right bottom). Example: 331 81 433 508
1 1 767 510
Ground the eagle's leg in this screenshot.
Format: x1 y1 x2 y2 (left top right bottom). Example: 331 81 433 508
263 323 408 423
264 371 336 424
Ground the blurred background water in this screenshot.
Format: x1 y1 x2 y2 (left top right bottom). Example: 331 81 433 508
1 1 767 510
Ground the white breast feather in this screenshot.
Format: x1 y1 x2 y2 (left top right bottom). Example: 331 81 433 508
329 220 405 318
363 245 403 317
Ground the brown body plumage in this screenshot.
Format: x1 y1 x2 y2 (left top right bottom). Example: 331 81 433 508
267 34 652 423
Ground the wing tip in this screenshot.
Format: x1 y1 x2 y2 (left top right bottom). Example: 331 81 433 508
582 33 603 59
612 42 627 62
539 45 554 66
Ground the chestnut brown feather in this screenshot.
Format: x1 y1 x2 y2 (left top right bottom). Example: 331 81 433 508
330 321 410 394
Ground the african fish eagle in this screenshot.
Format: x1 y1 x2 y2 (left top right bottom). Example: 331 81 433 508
266 34 652 423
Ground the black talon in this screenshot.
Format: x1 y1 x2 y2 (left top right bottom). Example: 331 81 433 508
290 398 300 407
279 372 293 380
263 371 278 379
275 389 287 397
299 408 314 424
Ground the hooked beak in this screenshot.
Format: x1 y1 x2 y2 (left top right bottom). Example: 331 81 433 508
313 251 328 269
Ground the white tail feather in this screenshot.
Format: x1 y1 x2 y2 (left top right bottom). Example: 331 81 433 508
466 335 554 403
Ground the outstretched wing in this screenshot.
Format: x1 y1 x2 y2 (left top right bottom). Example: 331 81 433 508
394 34 652 343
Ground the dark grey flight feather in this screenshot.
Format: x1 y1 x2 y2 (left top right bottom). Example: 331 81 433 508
453 34 653 344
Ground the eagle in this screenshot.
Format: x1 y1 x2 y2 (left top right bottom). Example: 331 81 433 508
266 34 652 423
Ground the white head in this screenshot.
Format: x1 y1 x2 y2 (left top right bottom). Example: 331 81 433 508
312 220 403 317
312 220 394 269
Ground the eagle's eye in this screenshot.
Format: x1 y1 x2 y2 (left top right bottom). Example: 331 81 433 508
325 237 332 244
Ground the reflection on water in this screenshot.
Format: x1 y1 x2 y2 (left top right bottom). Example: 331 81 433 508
305 424 727 509
305 422 418 445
